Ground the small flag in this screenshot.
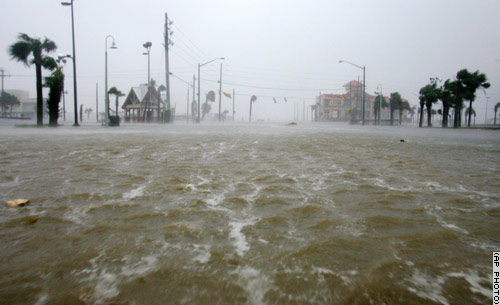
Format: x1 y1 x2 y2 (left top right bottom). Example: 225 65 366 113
223 92 232 99
273 97 277 103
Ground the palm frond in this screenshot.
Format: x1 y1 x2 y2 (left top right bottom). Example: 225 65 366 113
41 37 57 52
9 41 32 66
41 56 57 71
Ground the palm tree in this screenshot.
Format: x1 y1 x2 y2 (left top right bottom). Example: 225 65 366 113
85 108 93 120
0 92 20 116
9 33 57 126
399 100 411 125
389 92 402 126
201 91 215 120
409 105 416 124
43 67 64 126
418 99 425 127
249 95 257 122
456 69 490 127
464 107 476 126
440 80 456 128
108 87 125 117
373 94 388 125
494 102 500 126
419 83 440 127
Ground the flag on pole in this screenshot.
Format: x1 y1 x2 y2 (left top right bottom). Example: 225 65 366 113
223 92 232 99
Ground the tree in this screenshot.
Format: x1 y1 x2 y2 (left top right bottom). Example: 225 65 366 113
418 83 440 127
399 100 411 125
201 91 215 120
389 92 402 126
43 66 64 126
85 108 93 120
418 98 425 127
464 107 476 126
0 91 20 115
373 94 388 125
108 87 125 116
452 69 490 128
460 70 490 127
409 105 416 124
9 33 57 126
249 95 257 122
494 102 500 126
440 80 456 128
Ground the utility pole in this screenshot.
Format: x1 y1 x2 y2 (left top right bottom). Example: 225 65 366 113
192 74 196 123
232 89 235 121
218 63 223 121
0 68 10 93
95 83 98 123
186 85 189 123
164 13 173 123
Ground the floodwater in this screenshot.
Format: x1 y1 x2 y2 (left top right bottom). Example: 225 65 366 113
0 122 499 305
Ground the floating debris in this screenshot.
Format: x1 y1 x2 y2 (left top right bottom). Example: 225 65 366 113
6 199 29 207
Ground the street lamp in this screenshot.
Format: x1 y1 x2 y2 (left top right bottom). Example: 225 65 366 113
61 0 79 126
197 57 224 123
105 35 117 126
143 42 152 123
339 60 366 125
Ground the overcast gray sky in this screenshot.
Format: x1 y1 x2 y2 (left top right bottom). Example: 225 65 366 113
1 0 499 122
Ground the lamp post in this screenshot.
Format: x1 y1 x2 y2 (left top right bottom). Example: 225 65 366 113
197 57 224 123
339 60 365 125
105 35 117 126
142 42 152 122
61 0 79 126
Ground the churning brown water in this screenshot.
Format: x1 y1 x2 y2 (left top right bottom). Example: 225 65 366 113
0 122 499 305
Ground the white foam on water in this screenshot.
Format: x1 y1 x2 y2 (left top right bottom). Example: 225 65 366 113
122 184 146 200
235 266 271 305
192 244 211 264
407 270 449 305
425 205 469 234
229 220 255 256
448 269 491 299
34 293 48 305
75 253 160 304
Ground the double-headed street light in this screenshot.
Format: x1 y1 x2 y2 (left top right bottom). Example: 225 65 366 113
105 35 117 126
339 60 366 125
197 57 224 123
61 0 79 126
143 42 152 123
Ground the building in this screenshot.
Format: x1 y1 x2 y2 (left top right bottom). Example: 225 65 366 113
4 89 45 119
121 84 174 123
315 81 410 124
315 80 375 122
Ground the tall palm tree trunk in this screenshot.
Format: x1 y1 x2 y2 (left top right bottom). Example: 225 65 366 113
426 106 432 127
419 105 424 127
249 100 253 122
442 106 449 128
36 63 43 126
467 100 473 127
